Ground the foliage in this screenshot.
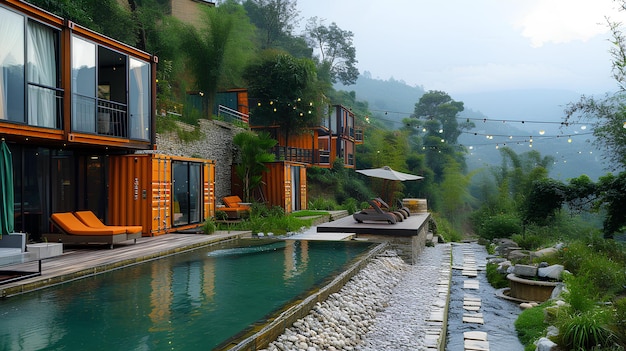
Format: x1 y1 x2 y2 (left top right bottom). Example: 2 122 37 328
478 213 522 240
305 17 359 85
290 210 329 218
244 51 320 145
439 159 476 227
308 197 339 211
430 213 462 242
233 131 277 202
410 90 471 183
555 308 617 351
183 2 256 116
510 233 544 251
217 206 313 235
202 218 216 234
485 262 509 289
522 178 566 225
596 172 626 238
243 0 300 49
515 305 549 351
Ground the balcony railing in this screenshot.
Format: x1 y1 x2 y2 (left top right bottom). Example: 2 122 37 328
97 99 128 137
27 83 63 129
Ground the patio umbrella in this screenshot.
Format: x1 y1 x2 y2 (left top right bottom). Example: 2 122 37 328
0 140 14 236
356 166 423 204
356 166 423 181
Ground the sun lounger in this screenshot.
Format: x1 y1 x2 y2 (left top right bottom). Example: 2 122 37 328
353 200 397 224
374 198 408 219
221 196 251 219
46 212 137 249
74 211 142 238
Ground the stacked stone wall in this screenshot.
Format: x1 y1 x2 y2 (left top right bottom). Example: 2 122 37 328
155 119 246 204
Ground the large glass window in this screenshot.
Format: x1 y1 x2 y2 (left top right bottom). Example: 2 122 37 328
0 7 25 122
72 36 96 133
129 57 151 141
172 161 203 226
27 20 59 128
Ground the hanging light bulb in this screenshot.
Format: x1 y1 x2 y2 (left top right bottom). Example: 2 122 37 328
568 136 572 143
539 130 545 135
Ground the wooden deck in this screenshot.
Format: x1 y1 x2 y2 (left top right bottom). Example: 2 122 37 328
0 231 251 298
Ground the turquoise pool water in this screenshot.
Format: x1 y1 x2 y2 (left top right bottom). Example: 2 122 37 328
0 239 374 351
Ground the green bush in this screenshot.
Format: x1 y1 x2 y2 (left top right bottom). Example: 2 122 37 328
202 219 216 234
309 197 338 211
555 308 617 351
341 198 359 215
515 304 548 351
479 213 522 240
486 262 509 289
613 298 626 347
510 233 544 251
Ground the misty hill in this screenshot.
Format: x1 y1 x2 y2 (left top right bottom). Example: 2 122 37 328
336 75 608 181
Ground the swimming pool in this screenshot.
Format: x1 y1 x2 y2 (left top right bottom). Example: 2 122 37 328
0 239 374 351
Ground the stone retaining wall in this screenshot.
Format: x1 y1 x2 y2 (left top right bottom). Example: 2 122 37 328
155 119 247 203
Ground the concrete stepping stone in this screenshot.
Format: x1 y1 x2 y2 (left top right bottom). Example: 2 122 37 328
464 339 490 351
464 331 488 341
463 299 481 307
463 304 480 311
462 314 485 324
464 295 481 302
462 270 478 277
463 280 480 289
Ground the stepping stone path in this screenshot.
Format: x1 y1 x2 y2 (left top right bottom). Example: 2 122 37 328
455 244 491 351
423 244 452 350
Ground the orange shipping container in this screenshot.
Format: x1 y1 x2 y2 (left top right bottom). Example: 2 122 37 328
108 154 215 236
261 161 307 213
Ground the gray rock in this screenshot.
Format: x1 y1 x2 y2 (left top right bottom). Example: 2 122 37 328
533 247 558 259
508 249 530 261
513 264 538 277
538 264 564 280
535 337 557 351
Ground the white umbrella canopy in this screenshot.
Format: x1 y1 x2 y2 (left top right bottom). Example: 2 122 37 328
356 166 423 181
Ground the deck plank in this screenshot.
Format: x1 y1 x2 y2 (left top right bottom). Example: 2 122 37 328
1 231 250 297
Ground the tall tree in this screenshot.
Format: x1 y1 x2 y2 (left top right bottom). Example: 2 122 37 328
244 51 319 147
411 90 472 182
243 0 300 49
184 1 256 116
305 17 359 85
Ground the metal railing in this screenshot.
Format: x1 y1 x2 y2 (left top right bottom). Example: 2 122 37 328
97 99 128 137
217 105 249 124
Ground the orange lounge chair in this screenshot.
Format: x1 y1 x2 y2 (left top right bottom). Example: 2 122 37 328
221 196 251 219
74 211 142 237
46 212 136 249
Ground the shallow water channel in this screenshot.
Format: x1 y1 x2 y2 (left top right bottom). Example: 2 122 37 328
0 239 374 351
446 242 524 351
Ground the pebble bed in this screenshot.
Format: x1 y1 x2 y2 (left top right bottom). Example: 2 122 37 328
260 244 449 351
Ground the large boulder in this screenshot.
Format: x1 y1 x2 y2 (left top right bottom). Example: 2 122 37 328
513 264 538 278
532 247 558 259
538 264 564 280
493 238 519 256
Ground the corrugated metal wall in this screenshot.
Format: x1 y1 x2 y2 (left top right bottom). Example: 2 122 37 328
108 154 214 236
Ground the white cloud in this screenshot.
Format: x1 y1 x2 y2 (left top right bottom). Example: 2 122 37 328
516 0 624 47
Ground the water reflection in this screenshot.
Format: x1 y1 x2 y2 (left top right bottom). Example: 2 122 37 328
0 239 372 351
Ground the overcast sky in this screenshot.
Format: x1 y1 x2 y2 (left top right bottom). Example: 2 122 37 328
297 0 626 95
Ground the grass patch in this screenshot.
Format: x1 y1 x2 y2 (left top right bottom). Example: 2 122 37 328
291 210 330 218
515 304 549 351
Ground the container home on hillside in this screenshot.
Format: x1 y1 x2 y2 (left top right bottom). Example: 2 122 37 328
0 0 213 239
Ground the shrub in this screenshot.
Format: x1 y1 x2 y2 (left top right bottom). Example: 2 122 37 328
515 304 548 351
215 210 228 221
486 262 509 289
341 197 359 215
479 213 522 240
202 219 216 234
510 233 543 251
309 197 338 211
555 308 617 351
613 298 626 347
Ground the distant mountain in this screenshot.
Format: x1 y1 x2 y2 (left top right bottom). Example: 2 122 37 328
336 75 609 181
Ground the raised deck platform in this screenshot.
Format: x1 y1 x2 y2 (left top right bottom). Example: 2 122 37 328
317 212 431 264
317 212 430 236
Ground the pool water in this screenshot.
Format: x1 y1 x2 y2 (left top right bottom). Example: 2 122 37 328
0 239 374 351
